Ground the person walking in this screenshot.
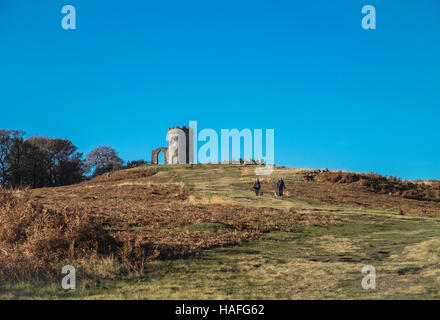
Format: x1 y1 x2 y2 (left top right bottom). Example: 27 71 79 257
277 178 286 197
253 178 261 196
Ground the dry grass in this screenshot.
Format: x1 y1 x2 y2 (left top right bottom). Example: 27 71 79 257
0 189 114 281
1 167 337 282
3 164 439 286
2 165 440 299
238 169 440 215
209 196 236 206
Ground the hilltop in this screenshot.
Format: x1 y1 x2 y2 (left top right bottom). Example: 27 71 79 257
1 164 440 299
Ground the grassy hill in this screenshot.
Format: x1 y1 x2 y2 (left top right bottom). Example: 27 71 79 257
1 164 440 299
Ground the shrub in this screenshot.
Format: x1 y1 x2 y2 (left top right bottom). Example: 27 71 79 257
0 189 113 281
318 171 440 202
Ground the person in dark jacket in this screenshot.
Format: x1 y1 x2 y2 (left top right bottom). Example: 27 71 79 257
277 178 286 197
253 178 261 196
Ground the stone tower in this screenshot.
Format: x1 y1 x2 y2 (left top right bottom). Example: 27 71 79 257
151 126 194 164
167 126 194 164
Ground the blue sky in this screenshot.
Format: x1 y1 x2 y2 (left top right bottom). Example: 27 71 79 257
1 0 439 179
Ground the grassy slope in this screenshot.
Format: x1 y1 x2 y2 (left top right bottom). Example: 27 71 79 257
2 164 440 299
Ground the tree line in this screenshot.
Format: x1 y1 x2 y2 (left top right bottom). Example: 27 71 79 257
0 129 142 189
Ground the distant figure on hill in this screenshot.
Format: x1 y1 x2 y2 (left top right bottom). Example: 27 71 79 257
253 178 261 196
305 174 310 182
277 178 286 197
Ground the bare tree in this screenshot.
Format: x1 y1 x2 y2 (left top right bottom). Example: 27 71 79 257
0 130 15 187
6 130 26 187
84 146 124 176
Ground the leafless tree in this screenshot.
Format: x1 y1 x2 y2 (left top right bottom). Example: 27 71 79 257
85 146 124 176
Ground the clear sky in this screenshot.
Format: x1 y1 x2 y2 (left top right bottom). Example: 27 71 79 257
1 0 439 179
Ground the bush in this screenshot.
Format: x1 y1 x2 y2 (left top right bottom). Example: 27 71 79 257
0 189 113 281
318 171 440 202
0 188 172 281
126 160 147 168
